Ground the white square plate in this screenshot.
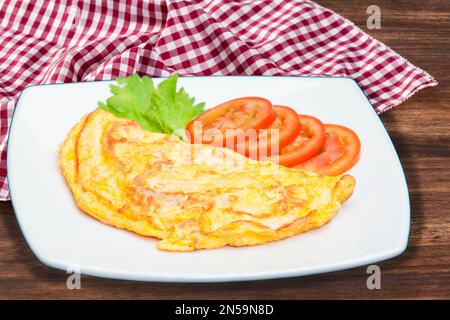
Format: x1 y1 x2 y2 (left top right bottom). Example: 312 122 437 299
7 76 410 282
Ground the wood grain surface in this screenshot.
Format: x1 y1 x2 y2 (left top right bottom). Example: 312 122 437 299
0 0 449 299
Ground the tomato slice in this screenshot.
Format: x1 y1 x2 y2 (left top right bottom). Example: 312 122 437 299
295 124 361 176
270 114 326 167
238 105 301 159
186 97 275 146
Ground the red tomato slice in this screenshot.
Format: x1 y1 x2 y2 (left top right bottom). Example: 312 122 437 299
270 114 326 167
295 124 361 176
186 97 275 146
238 105 301 159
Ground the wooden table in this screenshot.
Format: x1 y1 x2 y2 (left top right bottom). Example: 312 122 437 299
0 0 449 299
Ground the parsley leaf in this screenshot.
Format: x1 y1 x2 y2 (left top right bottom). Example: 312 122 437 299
98 73 204 141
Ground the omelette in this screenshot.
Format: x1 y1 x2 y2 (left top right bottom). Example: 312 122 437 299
59 109 355 251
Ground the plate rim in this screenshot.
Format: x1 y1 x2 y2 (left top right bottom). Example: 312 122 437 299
7 75 410 283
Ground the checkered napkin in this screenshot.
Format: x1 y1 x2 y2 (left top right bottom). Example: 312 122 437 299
0 0 437 200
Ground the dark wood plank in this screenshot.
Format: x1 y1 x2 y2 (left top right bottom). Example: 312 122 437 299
0 0 449 299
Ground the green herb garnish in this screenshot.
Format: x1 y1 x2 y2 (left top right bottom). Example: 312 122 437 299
98 73 204 141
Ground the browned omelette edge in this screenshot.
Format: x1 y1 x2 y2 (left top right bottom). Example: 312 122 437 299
60 112 166 240
59 110 355 251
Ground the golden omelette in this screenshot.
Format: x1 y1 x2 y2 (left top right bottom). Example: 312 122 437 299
59 109 355 251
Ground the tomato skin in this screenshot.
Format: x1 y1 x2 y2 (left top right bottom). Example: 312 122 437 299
269 106 302 149
240 105 301 159
295 124 361 176
271 114 326 167
186 97 275 146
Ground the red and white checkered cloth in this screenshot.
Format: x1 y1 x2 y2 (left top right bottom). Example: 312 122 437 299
0 0 437 200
